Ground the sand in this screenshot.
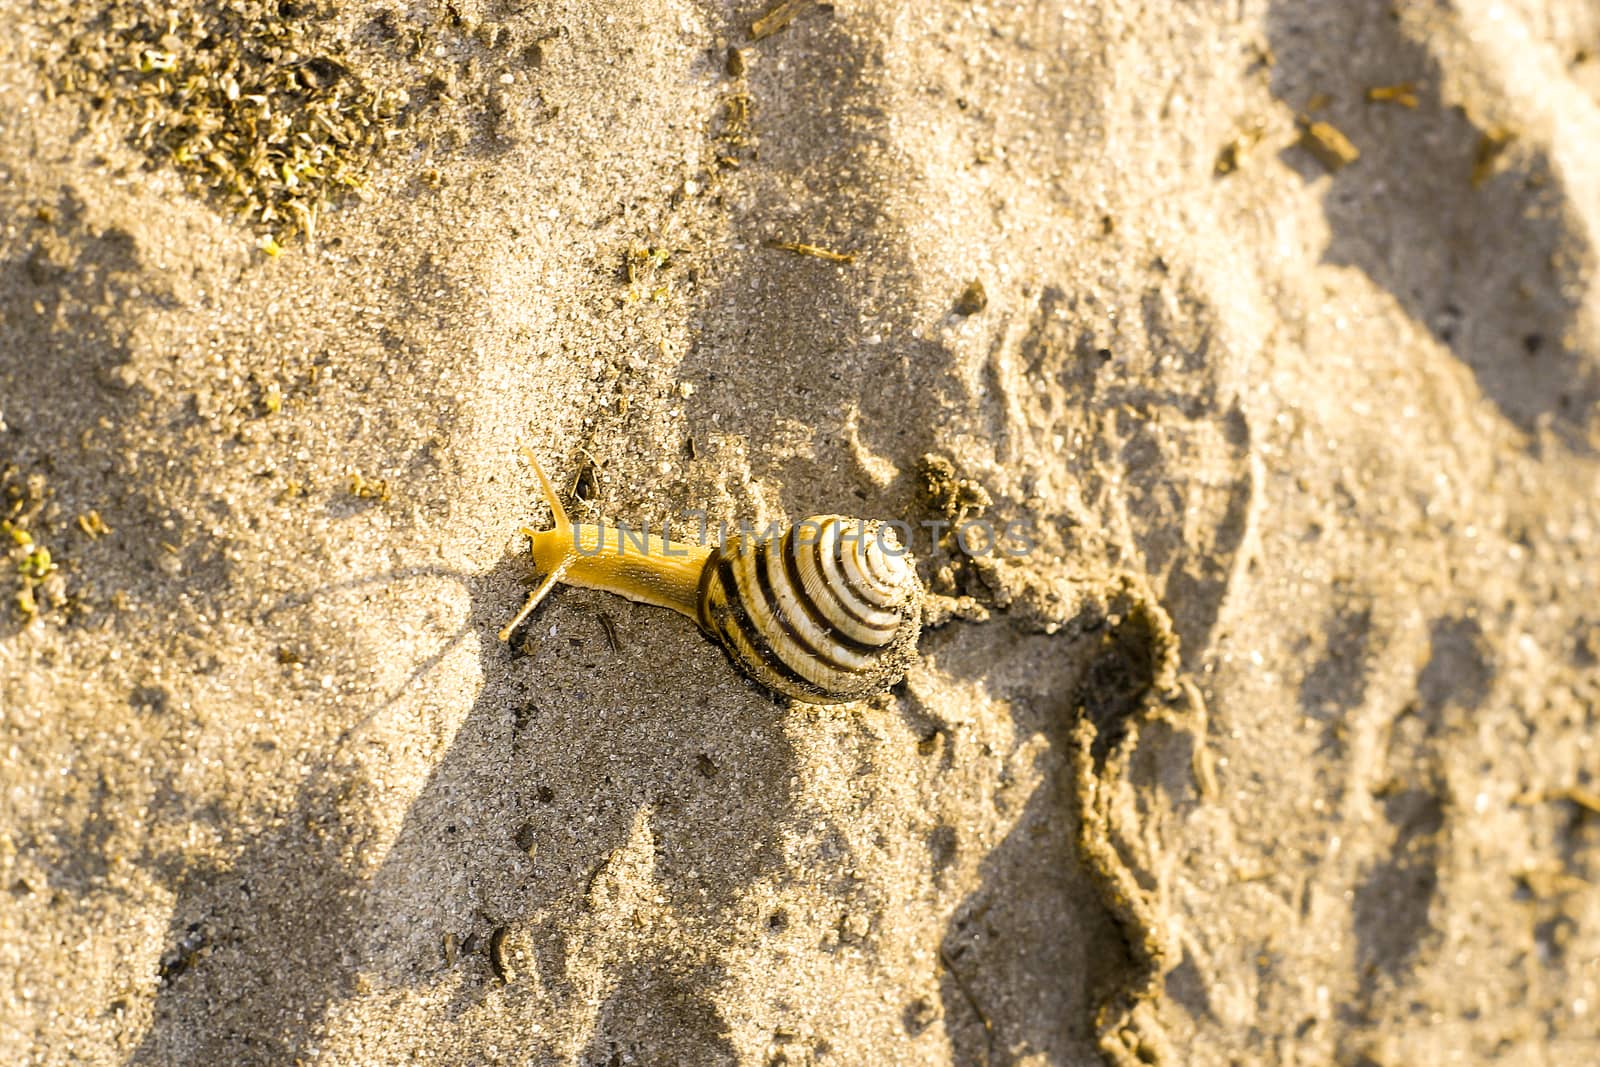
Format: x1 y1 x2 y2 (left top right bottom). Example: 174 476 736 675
2 0 1598 1063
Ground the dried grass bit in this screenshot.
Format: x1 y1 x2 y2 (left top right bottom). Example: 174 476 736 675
76 511 112 539
765 240 855 264
750 0 815 41
1298 119 1360 172
1366 82 1419 108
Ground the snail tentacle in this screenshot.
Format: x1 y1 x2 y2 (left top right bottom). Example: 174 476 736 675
500 449 711 641
498 450 578 641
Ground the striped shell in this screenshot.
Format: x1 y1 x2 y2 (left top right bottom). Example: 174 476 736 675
696 515 923 703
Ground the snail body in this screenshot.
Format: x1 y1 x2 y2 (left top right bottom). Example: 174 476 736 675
500 451 923 704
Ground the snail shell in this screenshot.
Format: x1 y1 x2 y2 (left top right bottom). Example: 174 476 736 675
699 516 922 703
500 451 923 705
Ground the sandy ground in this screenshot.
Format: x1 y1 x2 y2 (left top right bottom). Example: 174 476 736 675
2 0 1599 1064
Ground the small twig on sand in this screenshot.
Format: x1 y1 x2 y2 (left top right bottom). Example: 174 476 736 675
765 239 855 263
750 0 814 41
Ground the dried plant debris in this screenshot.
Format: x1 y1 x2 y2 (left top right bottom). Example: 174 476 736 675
1366 82 1419 108
347 470 390 502
48 1 409 243
1472 126 1516 188
765 239 855 263
622 244 674 301
953 279 987 316
3 468 65 621
1297 118 1360 171
750 0 816 41
76 511 112 539
1214 121 1265 177
712 91 753 170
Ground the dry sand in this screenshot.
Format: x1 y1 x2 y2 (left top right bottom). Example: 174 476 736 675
3 0 1599 1064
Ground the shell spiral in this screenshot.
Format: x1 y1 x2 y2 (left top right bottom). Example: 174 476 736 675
696 516 923 704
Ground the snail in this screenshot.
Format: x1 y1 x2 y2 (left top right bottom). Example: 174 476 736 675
499 450 923 704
